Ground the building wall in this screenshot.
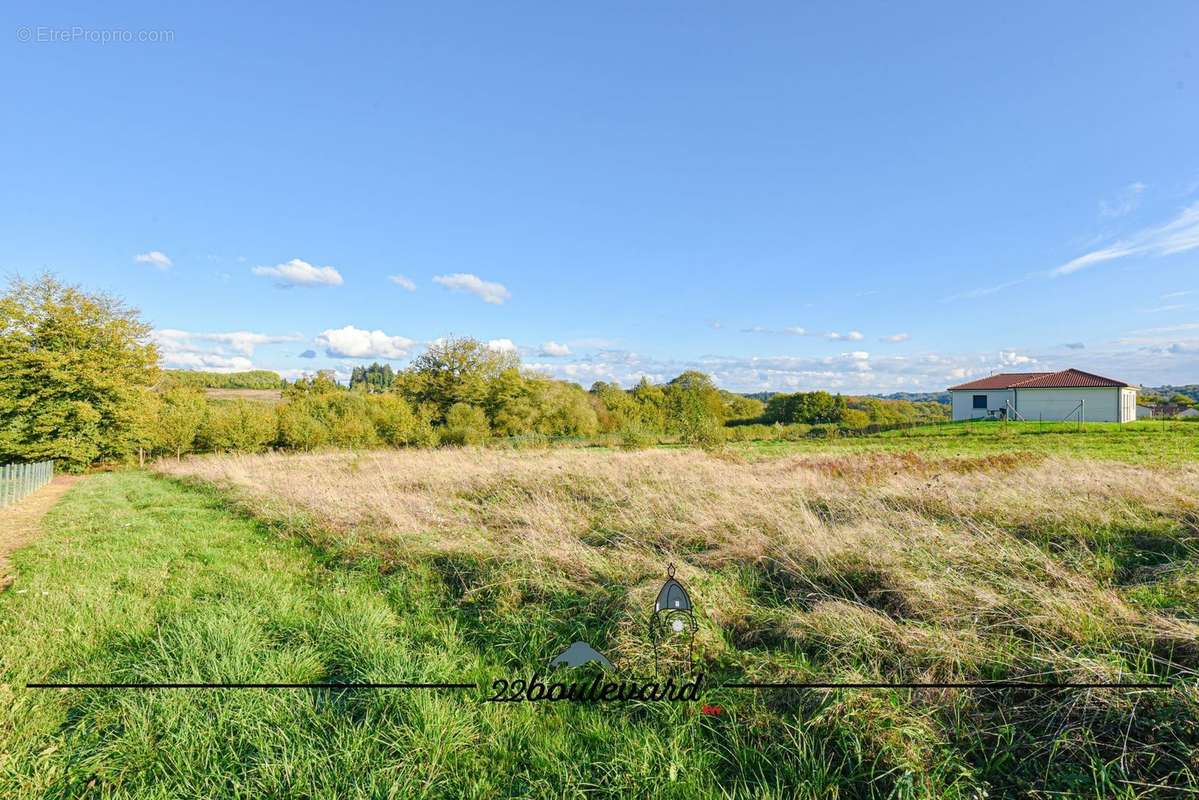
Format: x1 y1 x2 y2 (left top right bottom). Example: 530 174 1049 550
952 386 1135 422
1015 387 1121 422
951 389 1014 420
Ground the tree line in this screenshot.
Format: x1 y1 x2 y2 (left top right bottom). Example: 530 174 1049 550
0 275 946 471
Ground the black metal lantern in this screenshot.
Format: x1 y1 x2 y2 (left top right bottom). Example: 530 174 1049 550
649 563 697 674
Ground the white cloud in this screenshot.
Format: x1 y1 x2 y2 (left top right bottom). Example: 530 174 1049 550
741 325 807 336
1099 181 1147 218
432 273 510 305
388 274 417 291
197 331 303 356
487 338 517 353
135 250 172 270
315 326 415 359
825 330 864 341
539 340 571 356
150 329 256 372
252 258 344 287
998 350 1035 366
1054 202 1199 276
880 333 910 343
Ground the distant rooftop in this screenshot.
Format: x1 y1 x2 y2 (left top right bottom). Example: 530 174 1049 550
948 368 1133 392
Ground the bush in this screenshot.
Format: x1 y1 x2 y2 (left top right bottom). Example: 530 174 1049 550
276 400 330 451
200 400 277 453
367 394 419 446
155 387 208 458
619 424 657 450
442 403 489 446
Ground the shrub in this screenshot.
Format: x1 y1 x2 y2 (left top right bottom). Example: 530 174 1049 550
619 424 657 450
276 400 330 451
367 394 419 446
155 387 208 458
442 403 489 446
200 400 277 453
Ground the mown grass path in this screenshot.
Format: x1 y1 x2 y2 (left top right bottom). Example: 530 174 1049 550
0 475 82 591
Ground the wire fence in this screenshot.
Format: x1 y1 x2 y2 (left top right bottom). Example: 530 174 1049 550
0 460 55 508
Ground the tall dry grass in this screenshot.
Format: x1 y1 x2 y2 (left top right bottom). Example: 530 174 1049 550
156 448 1199 684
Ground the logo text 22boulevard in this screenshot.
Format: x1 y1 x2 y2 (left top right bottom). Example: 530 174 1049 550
487 672 704 704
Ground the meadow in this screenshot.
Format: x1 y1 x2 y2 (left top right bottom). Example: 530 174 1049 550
3 423 1196 798
731 420 1199 465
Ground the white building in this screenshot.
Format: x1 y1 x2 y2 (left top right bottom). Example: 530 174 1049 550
948 368 1137 423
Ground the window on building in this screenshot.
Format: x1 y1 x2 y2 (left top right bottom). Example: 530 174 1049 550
972 394 987 409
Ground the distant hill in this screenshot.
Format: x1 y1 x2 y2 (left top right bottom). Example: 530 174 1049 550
741 390 951 404
1141 385 1199 404
161 369 284 390
876 391 951 404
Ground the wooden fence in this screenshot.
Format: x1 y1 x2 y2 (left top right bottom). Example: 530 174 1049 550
0 460 54 508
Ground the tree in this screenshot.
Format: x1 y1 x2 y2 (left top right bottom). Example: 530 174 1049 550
0 274 159 470
155 387 207 459
350 362 395 393
442 402 490 446
199 400 277 452
402 337 518 419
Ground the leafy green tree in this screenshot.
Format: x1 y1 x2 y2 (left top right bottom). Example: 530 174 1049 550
0 274 159 470
367 393 420 446
402 337 518 419
442 402 490 446
199 400 277 452
155 387 207 459
630 377 668 432
534 380 599 436
350 362 395 393
839 408 871 429
276 399 330 450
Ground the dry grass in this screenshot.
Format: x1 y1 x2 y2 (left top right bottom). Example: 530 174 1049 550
202 388 283 404
156 448 1199 683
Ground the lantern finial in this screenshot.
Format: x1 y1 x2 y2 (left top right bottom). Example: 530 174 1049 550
667 562 676 578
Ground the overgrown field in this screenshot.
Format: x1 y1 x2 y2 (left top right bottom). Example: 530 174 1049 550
3 445 1198 797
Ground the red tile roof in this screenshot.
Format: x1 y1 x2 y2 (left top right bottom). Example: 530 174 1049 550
949 368 1132 391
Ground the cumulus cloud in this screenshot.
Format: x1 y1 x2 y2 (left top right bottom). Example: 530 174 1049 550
486 338 517 353
135 250 172 270
432 273 511 305
199 331 303 356
298 349 317 359
825 330 864 341
252 258 344 287
388 274 416 291
539 340 571 357
315 326 414 359
149 329 300 372
879 333 910 343
998 350 1035 366
150 329 255 372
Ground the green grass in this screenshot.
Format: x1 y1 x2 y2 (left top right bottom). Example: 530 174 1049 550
733 420 1199 464
2 470 1196 798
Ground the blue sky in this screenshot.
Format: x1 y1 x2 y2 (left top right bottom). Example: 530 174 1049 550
3 1 1197 392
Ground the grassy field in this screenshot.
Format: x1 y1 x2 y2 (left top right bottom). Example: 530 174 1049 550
3 436 1198 797
732 420 1199 464
202 388 284 404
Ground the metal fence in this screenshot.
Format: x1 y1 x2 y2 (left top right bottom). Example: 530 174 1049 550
0 460 54 508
